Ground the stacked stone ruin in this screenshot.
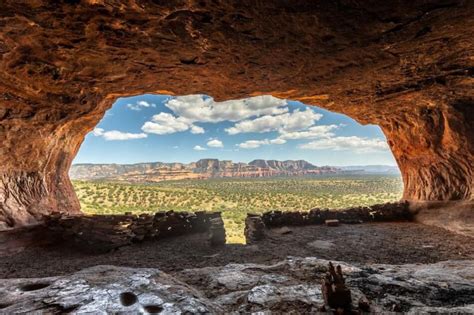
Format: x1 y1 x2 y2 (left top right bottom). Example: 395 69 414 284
244 214 266 244
243 202 410 243
208 213 226 246
260 202 410 227
44 211 224 252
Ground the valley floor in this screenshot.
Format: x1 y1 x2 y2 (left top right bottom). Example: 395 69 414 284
1 222 473 279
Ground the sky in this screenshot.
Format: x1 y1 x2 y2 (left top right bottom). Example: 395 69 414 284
73 94 397 166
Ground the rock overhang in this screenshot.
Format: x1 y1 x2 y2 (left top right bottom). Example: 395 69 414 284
0 0 472 229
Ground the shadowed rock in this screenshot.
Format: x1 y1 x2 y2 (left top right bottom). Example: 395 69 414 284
0 1 472 230
2 257 472 313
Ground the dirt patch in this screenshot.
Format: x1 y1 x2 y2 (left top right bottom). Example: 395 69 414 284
0 222 472 279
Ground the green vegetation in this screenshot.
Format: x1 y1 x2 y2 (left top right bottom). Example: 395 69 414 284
73 175 403 243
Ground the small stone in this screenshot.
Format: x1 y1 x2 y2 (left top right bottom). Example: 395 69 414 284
307 240 334 250
274 226 292 235
325 219 340 227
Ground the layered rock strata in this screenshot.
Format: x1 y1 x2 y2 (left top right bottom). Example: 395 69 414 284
69 159 340 182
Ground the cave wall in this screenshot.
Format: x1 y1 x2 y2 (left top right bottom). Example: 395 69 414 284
0 0 472 229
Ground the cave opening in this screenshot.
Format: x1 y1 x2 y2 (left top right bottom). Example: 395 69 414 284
71 93 402 243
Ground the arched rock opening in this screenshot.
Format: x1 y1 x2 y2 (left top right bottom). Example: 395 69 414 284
0 0 472 230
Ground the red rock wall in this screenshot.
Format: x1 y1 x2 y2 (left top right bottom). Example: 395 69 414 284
0 1 472 228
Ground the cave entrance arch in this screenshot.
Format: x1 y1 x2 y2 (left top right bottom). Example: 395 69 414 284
70 94 402 243
0 1 472 235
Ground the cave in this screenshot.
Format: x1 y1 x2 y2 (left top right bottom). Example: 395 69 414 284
1 0 472 234
70 94 402 243
0 1 473 312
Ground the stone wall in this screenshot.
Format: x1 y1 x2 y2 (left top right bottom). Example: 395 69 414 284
45 211 224 252
244 202 410 243
258 202 410 227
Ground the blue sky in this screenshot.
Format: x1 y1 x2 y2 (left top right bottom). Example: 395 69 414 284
73 94 397 166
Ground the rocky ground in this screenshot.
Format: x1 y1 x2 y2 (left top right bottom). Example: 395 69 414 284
1 222 474 313
1 222 473 279
1 257 473 314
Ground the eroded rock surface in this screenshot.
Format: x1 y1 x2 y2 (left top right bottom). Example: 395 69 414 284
0 0 474 228
0 265 220 314
1 257 473 314
0 1 473 228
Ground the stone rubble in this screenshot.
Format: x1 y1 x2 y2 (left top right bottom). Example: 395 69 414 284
1 257 473 314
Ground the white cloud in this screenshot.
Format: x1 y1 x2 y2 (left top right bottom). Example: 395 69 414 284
207 138 223 148
279 125 338 140
92 128 147 141
298 136 389 153
190 125 205 134
140 95 324 137
165 95 288 123
225 108 322 135
193 145 207 151
237 138 286 149
269 138 287 145
127 100 156 111
237 140 268 149
141 112 203 135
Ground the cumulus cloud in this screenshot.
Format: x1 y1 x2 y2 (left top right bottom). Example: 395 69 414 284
225 108 322 135
190 125 205 134
193 145 207 151
279 125 338 140
92 128 147 141
298 136 389 153
141 112 204 135
207 138 224 148
127 100 156 111
237 138 287 149
164 95 288 123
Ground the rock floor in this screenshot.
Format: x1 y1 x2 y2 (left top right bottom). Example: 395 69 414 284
1 222 473 279
1 258 473 314
1 222 474 313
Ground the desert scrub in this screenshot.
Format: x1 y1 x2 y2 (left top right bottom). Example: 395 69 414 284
73 175 403 244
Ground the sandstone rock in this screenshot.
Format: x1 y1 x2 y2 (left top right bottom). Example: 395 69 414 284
208 214 226 246
307 240 335 250
260 202 411 229
44 211 221 252
0 265 221 314
275 226 293 235
1 258 473 313
70 159 340 181
0 1 472 229
325 219 340 227
244 214 266 244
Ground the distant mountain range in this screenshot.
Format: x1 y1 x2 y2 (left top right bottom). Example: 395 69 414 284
70 159 399 182
339 165 401 175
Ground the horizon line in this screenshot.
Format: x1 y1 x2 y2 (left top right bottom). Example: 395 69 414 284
71 158 399 168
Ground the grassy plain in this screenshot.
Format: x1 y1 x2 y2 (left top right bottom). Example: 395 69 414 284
73 175 403 243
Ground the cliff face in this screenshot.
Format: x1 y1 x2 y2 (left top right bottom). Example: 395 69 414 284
69 159 340 182
0 0 473 228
